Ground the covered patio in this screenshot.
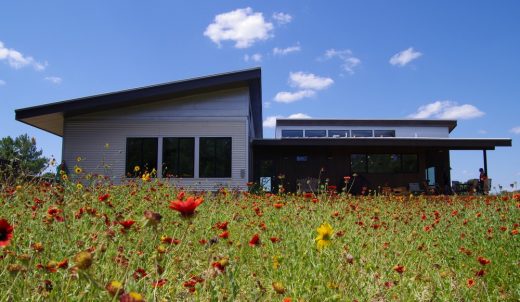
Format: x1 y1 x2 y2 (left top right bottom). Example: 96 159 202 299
252 137 512 194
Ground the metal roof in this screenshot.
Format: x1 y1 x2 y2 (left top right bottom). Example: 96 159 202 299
15 68 263 137
252 137 512 150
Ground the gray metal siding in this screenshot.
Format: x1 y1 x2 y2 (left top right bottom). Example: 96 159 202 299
63 88 250 190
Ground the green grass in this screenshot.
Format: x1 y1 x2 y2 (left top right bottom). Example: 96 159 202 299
1 178 519 301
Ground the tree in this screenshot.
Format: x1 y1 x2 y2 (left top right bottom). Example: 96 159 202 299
0 134 49 175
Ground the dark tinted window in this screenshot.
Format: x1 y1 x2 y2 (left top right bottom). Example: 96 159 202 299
351 130 373 137
126 138 158 177
328 130 349 137
351 154 367 173
374 130 396 137
199 137 232 178
162 138 194 178
402 154 418 172
305 130 326 137
368 154 401 173
281 130 304 138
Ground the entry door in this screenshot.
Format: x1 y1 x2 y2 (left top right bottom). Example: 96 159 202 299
425 166 436 186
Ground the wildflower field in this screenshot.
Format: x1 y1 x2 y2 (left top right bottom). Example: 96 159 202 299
1 179 519 301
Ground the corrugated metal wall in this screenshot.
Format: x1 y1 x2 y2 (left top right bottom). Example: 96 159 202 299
63 88 250 191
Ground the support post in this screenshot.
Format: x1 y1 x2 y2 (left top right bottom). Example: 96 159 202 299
483 149 488 174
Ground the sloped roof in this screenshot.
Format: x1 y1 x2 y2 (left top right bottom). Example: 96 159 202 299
15 68 262 137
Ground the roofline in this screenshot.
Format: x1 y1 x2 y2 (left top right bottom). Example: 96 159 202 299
15 67 263 137
275 118 458 133
252 137 512 150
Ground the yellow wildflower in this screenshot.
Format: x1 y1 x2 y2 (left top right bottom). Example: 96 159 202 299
76 183 83 190
74 166 82 174
315 222 334 250
134 165 140 172
141 173 150 182
73 251 93 270
76 156 82 162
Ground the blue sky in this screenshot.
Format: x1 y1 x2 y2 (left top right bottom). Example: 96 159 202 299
1 1 519 190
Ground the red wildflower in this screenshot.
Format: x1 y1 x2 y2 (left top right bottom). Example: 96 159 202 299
467 278 476 287
169 196 204 217
477 256 491 265
199 239 207 245
215 221 228 230
273 203 284 209
393 265 405 274
423 225 432 232
160 236 180 245
132 268 148 280
0 219 14 247
177 191 185 201
119 220 135 230
151 279 167 288
249 234 261 247
270 237 281 243
218 231 229 239
475 269 486 277
98 193 110 202
211 261 225 272
57 258 68 269
512 229 519 235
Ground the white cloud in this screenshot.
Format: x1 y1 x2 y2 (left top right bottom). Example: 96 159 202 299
204 7 274 48
478 129 488 134
0 40 47 71
389 47 422 67
274 90 315 103
44 76 62 84
321 49 361 74
263 115 282 128
287 113 311 119
273 44 301 56
263 113 311 128
510 126 520 134
272 12 292 25
244 53 262 62
0 80 5 86
408 100 485 120
289 71 333 90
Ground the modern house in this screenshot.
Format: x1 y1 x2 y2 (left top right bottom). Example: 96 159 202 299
15 68 512 192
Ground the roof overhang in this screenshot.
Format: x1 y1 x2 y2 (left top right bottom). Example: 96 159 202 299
252 137 512 150
275 119 458 133
15 68 262 137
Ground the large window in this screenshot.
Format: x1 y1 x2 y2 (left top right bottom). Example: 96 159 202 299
351 154 368 173
199 137 232 178
368 154 401 173
162 138 194 178
402 154 418 172
126 138 158 177
305 130 326 137
350 153 418 174
351 130 373 137
281 130 304 138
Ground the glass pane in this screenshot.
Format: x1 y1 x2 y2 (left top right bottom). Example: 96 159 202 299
328 130 349 137
199 138 231 178
305 130 326 137
178 138 194 177
374 130 396 137
368 154 401 173
351 154 367 173
281 130 303 138
199 138 215 178
126 138 157 177
402 154 418 173
351 130 373 137
163 138 194 178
